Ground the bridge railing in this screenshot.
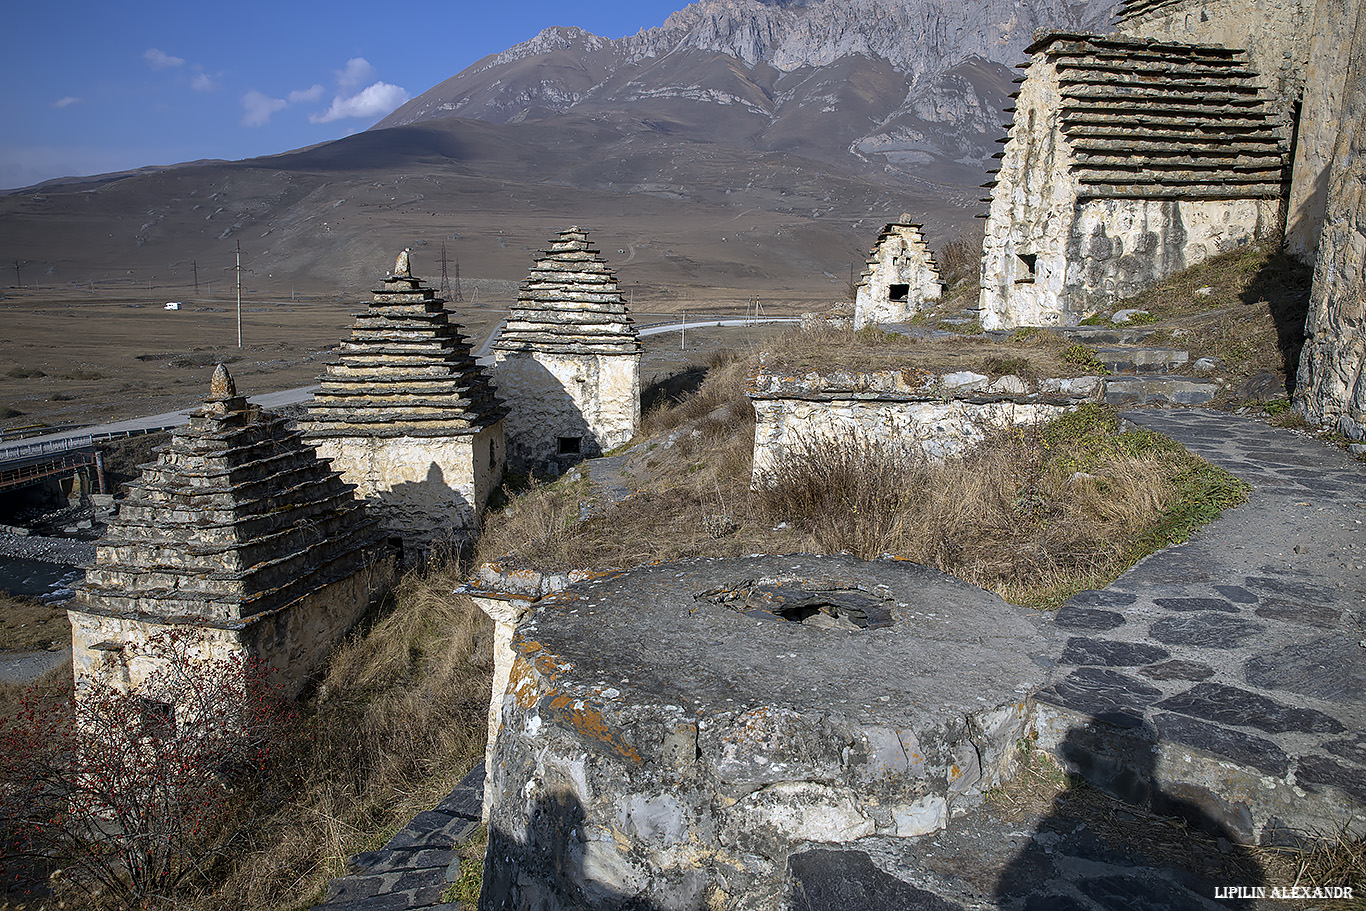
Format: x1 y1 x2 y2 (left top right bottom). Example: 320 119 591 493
0 435 96 465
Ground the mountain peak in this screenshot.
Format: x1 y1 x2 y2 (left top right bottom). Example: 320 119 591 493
376 0 1118 190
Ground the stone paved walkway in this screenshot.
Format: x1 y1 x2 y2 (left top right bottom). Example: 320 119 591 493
1035 408 1364 841
312 764 484 911
791 409 1365 910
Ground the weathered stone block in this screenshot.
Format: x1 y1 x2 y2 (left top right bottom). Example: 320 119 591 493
481 555 1059 911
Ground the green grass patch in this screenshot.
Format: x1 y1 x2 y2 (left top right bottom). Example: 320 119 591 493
1060 344 1108 373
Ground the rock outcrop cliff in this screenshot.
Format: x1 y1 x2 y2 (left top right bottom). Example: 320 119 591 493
379 0 1118 181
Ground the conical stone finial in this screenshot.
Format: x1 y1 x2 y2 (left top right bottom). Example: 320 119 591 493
393 248 412 278
209 363 236 401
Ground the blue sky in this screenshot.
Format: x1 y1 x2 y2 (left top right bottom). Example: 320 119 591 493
1 0 687 191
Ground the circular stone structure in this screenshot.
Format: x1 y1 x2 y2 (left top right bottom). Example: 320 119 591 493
481 554 1061 911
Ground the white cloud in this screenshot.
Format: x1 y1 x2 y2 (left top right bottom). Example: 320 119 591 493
144 48 185 69
310 82 409 123
53 96 83 109
191 72 219 92
289 84 324 103
240 90 288 127
336 57 376 89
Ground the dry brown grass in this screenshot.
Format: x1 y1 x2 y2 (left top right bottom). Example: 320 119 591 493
0 658 72 724
1121 244 1313 406
934 229 984 314
0 593 70 651
186 557 492 911
1256 826 1366 909
756 323 1084 379
478 347 1245 611
476 350 810 572
754 406 1235 607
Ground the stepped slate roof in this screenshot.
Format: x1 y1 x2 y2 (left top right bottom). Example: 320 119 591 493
304 272 506 438
493 226 640 357
1115 0 1202 24
855 220 941 290
81 366 387 626
1012 33 1286 200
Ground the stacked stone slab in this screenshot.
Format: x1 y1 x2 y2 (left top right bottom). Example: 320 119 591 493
852 217 943 329
301 261 507 555
493 226 640 472
980 33 1285 329
1113 0 1312 132
69 366 393 696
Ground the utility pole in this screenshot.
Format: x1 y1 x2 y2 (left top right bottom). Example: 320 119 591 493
235 240 243 348
439 242 451 298
192 260 199 293
13 261 20 289
453 259 463 302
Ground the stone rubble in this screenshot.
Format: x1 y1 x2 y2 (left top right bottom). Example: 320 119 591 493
0 531 94 567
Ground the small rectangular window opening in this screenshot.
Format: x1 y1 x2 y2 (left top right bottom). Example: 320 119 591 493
888 283 910 302
489 440 496 469
1016 253 1037 284
557 436 582 456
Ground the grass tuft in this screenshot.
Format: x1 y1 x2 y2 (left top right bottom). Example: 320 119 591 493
191 556 492 911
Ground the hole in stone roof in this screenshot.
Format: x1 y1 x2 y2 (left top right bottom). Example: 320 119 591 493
695 580 894 631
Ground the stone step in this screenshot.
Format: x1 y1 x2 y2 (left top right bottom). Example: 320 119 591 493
1103 375 1218 406
311 763 484 911
1056 325 1157 345
1094 346 1190 374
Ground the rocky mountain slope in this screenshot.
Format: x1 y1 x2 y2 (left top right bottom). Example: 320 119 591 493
382 0 1117 182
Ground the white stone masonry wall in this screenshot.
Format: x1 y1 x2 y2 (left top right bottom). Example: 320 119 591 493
69 559 391 698
751 398 1073 484
1295 0 1366 440
312 434 491 549
853 227 943 328
495 350 639 471
980 60 1078 330
1286 0 1359 259
982 51 1280 329
1064 196 1280 311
